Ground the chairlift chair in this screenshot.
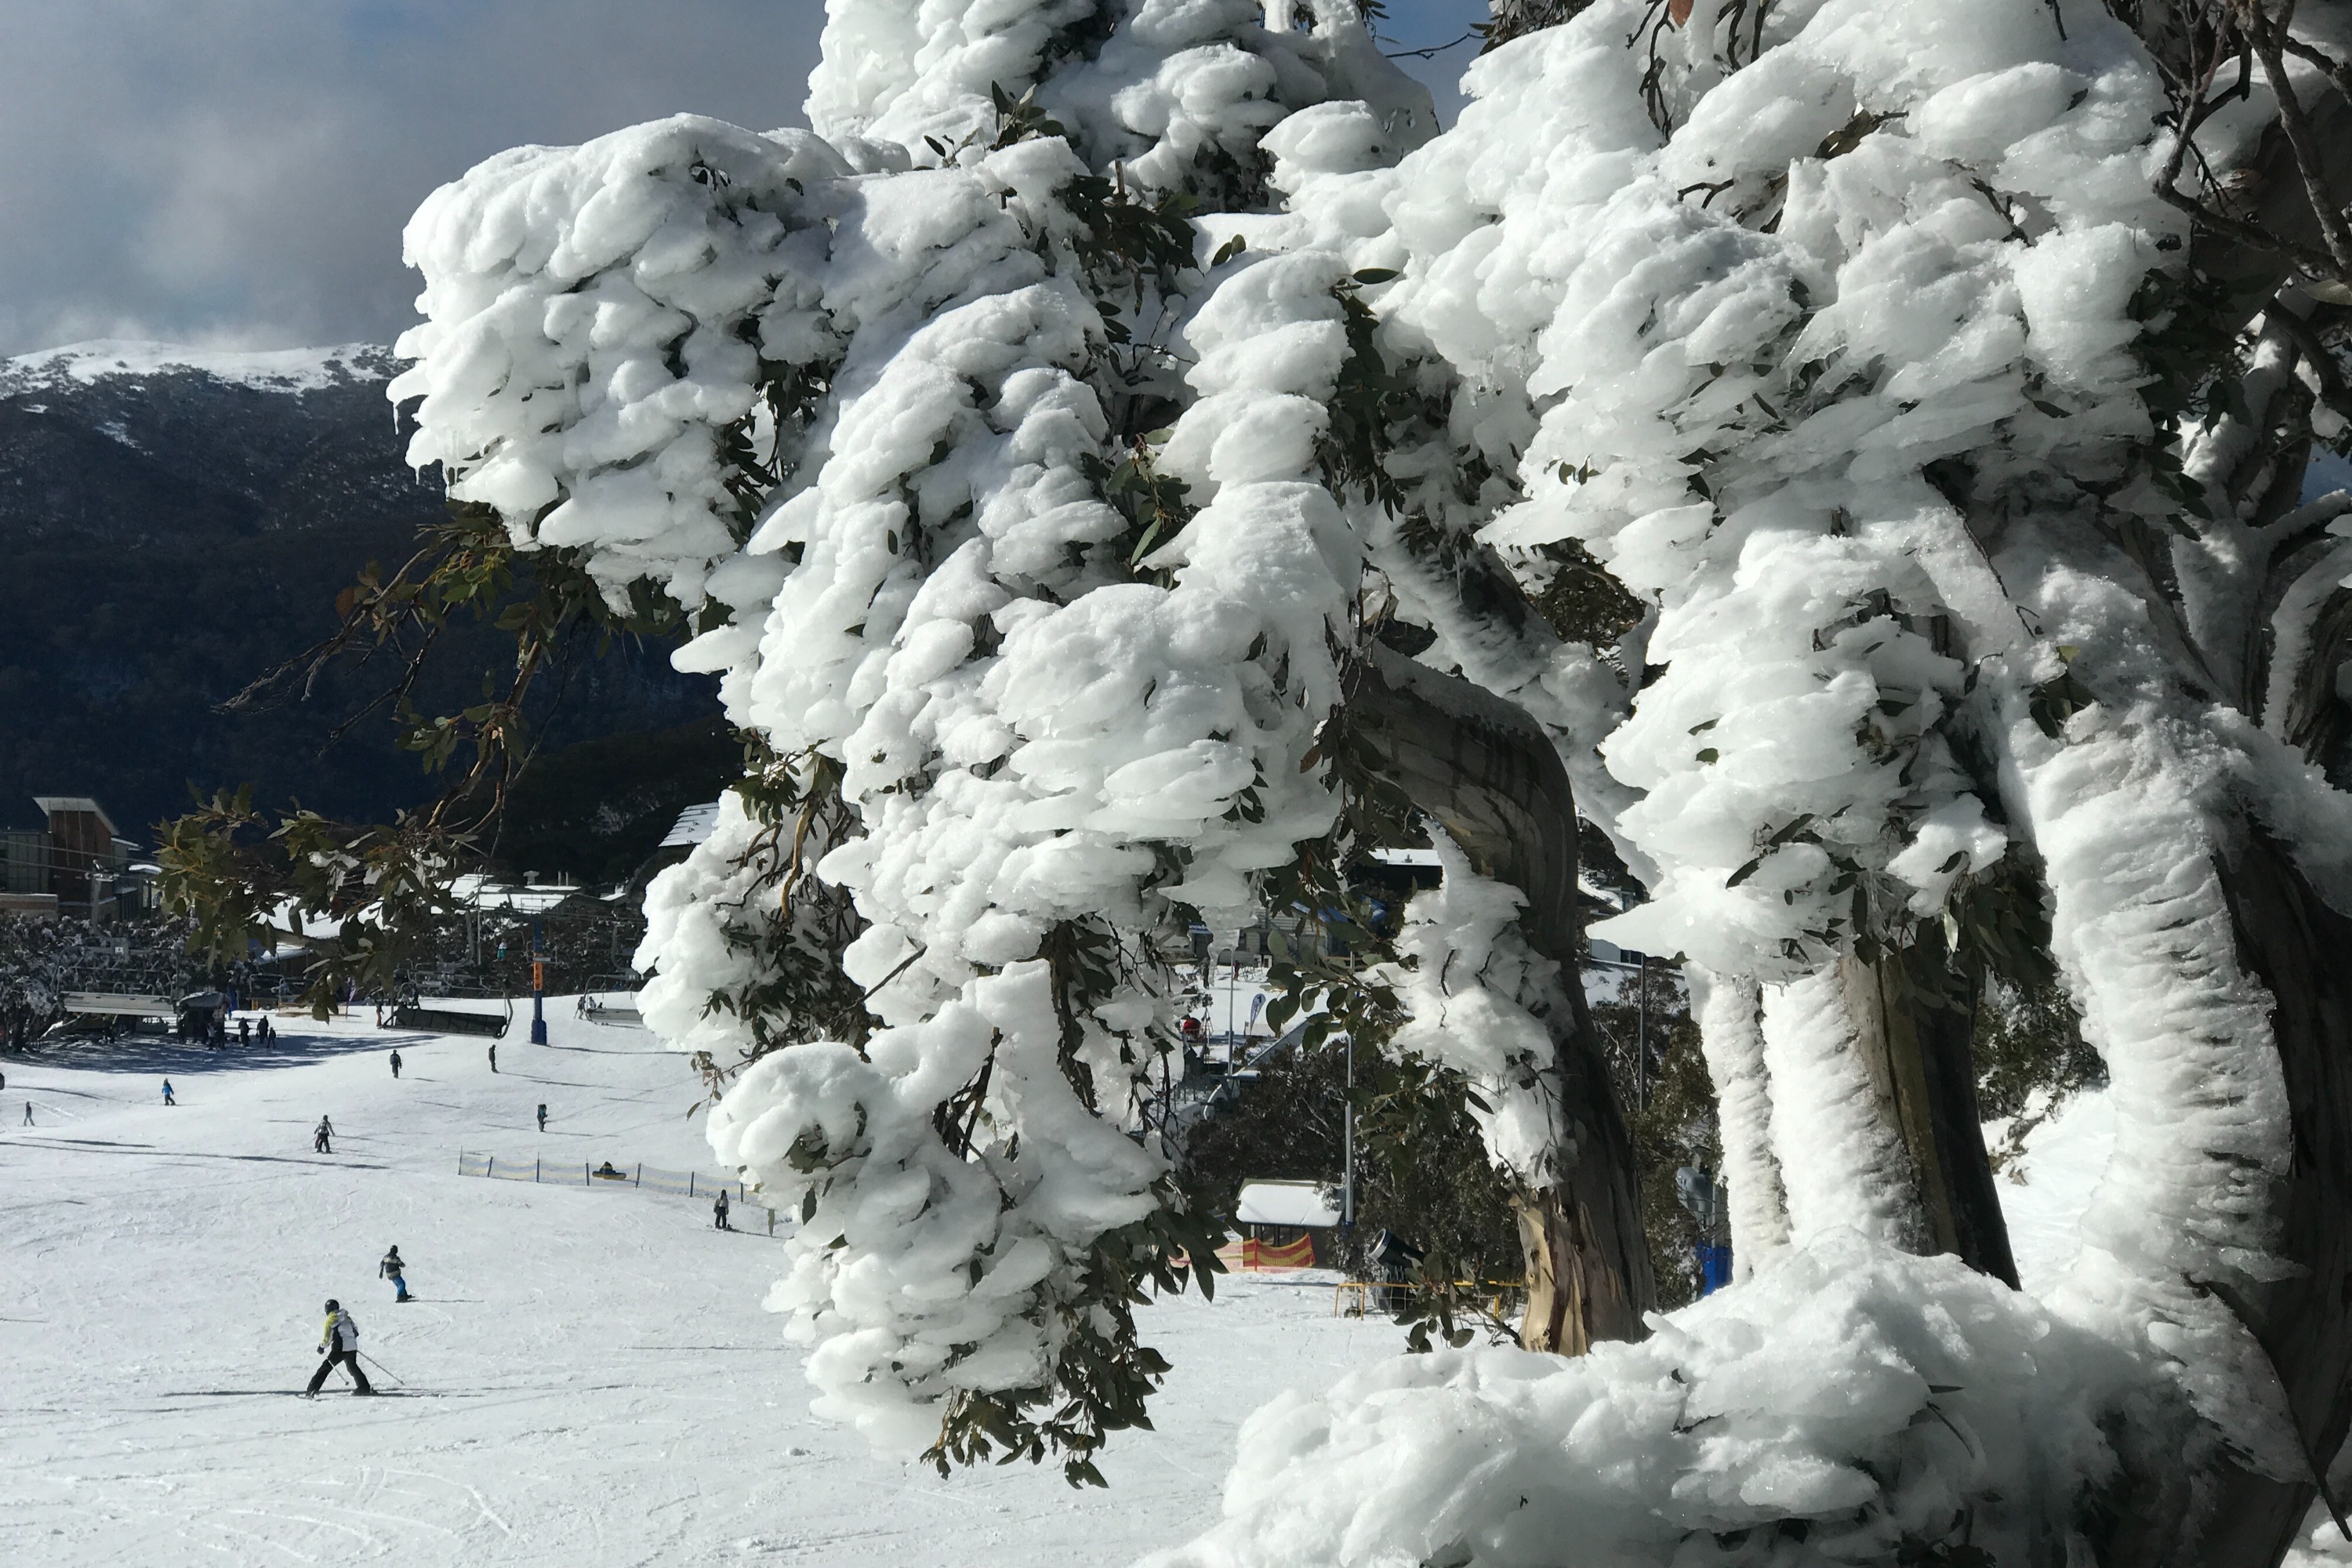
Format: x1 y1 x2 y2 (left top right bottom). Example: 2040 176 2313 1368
379 982 513 1039
575 975 644 1028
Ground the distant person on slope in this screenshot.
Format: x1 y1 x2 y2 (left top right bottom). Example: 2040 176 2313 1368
535 1103 546 1133
314 1116 334 1154
238 1018 251 1047
488 1042 498 1073
389 1050 402 1080
713 1189 731 1230
304 1300 374 1397
380 1246 411 1302
162 1080 175 1106
22 1102 31 1126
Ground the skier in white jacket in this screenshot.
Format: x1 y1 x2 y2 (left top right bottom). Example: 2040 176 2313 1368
304 1299 375 1396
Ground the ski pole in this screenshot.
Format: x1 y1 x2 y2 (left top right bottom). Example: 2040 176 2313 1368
359 1350 406 1388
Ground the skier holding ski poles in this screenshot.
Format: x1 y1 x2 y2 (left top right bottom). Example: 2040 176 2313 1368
304 1300 375 1396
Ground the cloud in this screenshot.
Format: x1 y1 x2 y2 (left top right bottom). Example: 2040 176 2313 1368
0 0 824 356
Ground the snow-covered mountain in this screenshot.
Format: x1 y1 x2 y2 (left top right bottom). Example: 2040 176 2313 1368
0 338 433 545
0 338 390 394
0 339 716 845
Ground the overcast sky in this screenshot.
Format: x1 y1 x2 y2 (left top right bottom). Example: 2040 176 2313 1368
1 0 1480 360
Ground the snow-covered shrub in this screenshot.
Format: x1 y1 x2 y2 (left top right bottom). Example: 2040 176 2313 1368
388 0 2352 1550
397 0 1447 1484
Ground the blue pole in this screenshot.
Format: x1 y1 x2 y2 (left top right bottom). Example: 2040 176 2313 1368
529 916 548 1044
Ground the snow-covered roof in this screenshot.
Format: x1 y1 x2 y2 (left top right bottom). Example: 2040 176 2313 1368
1 339 391 394
34 796 118 835
659 801 723 850
1235 1180 1341 1229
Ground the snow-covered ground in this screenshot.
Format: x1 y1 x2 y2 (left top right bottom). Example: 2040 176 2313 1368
3 999 2251 1568
1986 1089 2114 1298
0 1006 1393 1567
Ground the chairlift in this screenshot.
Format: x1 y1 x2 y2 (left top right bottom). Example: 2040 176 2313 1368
379 982 513 1039
574 975 644 1029
62 990 177 1022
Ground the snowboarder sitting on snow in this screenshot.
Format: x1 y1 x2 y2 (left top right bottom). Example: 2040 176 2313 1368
389 1050 401 1080
713 1189 731 1230
305 1299 375 1396
162 1080 175 1106
380 1246 410 1302
314 1116 334 1154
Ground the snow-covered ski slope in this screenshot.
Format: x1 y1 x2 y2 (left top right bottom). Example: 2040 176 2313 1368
0 1007 1392 1566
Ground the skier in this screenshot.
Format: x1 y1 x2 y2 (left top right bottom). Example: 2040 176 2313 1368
380 1246 411 1302
21 1102 31 1126
162 1080 175 1107
389 1050 402 1080
535 1103 546 1133
314 1116 334 1154
488 1041 497 1073
713 1188 731 1231
238 1017 251 1047
304 1299 375 1396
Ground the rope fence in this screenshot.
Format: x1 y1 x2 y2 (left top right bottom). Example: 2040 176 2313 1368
456 1149 784 1236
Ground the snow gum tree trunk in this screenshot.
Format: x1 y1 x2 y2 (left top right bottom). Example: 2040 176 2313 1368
2147 828 2352 1567
1351 644 1655 1352
1846 943 2020 1287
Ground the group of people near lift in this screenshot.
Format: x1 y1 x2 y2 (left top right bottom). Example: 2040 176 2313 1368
177 1010 276 1049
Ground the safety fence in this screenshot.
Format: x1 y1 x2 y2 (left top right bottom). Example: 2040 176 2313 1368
455 1149 783 1235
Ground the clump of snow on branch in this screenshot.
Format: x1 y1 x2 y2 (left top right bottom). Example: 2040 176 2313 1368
393 118 848 612
707 960 1163 1451
1355 0 2180 982
1366 832 1569 1185
1148 1232 2143 1568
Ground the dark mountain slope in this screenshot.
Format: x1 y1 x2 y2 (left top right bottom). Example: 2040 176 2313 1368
0 342 717 848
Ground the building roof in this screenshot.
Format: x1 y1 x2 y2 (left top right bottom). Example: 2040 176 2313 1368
1236 1179 1343 1229
34 797 118 837
659 800 723 850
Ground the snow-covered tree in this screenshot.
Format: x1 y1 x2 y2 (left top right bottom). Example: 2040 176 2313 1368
377 0 2352 1559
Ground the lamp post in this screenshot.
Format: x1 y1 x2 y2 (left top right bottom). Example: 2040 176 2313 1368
529 916 548 1044
1341 1032 1355 1229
